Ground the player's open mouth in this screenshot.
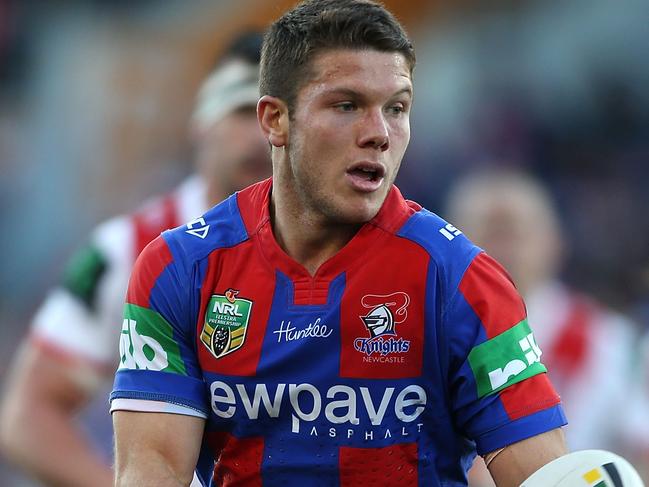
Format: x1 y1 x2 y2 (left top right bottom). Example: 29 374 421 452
346 162 385 192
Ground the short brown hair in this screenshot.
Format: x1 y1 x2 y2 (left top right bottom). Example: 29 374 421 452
260 0 415 114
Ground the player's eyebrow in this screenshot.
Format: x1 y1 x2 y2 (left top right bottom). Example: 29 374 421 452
322 86 413 101
390 87 413 99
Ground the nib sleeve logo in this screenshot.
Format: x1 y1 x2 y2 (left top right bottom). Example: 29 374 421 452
201 289 252 359
119 304 186 374
354 292 411 356
468 319 547 398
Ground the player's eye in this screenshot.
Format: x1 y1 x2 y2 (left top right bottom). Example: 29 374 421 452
386 103 406 116
334 102 356 112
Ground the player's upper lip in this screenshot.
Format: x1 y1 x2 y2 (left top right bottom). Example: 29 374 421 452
345 161 386 179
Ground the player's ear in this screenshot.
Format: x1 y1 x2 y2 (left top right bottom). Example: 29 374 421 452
257 95 288 147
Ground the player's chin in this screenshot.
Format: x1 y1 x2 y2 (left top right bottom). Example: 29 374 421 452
336 195 384 224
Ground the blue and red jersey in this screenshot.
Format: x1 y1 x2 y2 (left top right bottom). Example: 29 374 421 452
111 178 566 486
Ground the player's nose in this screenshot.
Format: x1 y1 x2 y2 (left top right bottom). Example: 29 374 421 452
357 108 389 151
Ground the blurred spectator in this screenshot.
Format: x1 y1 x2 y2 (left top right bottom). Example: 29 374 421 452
443 169 644 485
0 31 269 487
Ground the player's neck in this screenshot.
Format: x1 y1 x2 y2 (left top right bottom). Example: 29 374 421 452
270 195 360 276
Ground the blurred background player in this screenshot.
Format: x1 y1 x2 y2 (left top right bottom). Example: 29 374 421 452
0 31 269 487
444 168 644 485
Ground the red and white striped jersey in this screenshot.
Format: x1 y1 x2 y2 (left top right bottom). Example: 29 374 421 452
30 176 207 370
525 281 638 451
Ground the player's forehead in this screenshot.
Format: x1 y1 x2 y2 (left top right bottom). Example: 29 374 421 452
301 48 413 101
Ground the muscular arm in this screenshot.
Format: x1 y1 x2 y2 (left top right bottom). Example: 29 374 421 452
113 410 204 486
488 428 568 487
0 341 114 487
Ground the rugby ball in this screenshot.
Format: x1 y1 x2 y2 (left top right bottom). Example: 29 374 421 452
520 450 644 487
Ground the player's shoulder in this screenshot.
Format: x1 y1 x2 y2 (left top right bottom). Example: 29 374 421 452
398 206 482 279
161 185 259 267
162 177 270 258
374 186 481 275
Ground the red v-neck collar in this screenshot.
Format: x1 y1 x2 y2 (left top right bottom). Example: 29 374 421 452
236 178 420 285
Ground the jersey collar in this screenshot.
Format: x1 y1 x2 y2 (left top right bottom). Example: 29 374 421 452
236 178 420 283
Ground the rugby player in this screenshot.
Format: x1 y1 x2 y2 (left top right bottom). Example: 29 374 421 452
111 2 568 485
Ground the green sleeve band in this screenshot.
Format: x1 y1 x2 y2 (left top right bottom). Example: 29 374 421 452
119 304 187 375
468 319 547 398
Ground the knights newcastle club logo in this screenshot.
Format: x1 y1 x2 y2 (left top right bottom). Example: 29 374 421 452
201 289 253 359
354 292 411 356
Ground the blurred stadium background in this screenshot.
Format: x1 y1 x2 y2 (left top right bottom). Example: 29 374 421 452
0 0 647 485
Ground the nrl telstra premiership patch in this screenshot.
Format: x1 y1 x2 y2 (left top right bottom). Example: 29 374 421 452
468 319 546 398
201 289 252 359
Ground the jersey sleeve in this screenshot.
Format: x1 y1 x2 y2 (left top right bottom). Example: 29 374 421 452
110 233 208 418
30 216 134 368
444 252 567 455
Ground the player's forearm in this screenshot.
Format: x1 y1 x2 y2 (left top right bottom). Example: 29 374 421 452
0 398 113 487
488 428 568 487
113 410 204 486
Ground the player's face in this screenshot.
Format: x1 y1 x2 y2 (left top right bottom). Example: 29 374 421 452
197 107 271 200
285 49 412 224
